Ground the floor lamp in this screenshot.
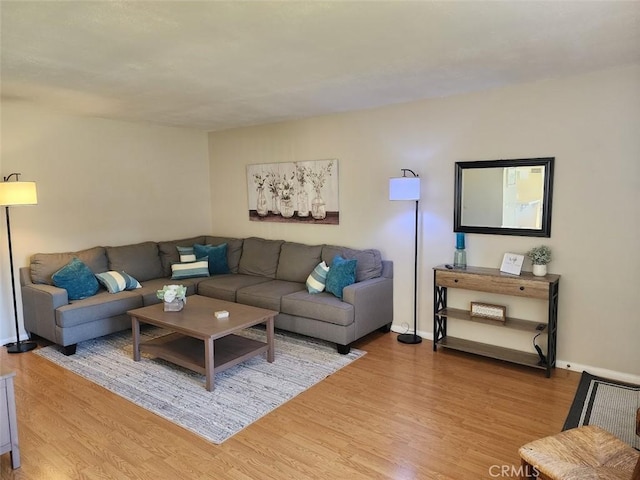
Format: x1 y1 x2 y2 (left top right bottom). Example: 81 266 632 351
0 173 38 354
389 169 422 344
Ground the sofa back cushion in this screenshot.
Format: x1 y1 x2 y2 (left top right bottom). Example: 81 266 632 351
205 236 244 273
276 242 323 283
106 242 164 282
157 236 207 277
238 237 284 278
322 246 383 282
30 246 108 285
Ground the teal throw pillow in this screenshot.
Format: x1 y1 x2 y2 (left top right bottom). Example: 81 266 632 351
52 257 100 300
325 255 357 299
194 243 230 275
95 271 142 293
171 258 210 280
306 261 330 293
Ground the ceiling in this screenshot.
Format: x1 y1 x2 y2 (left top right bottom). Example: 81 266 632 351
2 1 639 131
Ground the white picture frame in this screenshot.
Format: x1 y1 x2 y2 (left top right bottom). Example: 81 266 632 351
500 252 525 275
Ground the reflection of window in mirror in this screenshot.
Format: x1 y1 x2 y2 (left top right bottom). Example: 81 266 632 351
502 166 545 229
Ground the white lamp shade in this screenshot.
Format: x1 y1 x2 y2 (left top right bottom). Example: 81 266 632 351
0 181 38 206
389 177 420 201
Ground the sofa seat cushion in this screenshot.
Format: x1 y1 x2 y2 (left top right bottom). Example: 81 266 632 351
197 274 272 303
56 290 143 328
281 290 354 327
31 246 108 285
236 280 305 312
106 242 164 282
135 278 199 306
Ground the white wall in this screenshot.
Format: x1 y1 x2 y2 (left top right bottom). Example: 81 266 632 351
209 64 640 380
0 102 211 343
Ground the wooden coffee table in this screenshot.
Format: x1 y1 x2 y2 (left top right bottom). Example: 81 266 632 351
127 295 276 391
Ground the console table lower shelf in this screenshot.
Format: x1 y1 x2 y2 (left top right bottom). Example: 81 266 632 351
437 337 546 371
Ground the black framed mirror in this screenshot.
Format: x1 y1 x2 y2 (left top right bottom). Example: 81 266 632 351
454 157 554 237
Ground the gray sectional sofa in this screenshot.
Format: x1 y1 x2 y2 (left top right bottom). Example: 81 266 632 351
19 236 393 355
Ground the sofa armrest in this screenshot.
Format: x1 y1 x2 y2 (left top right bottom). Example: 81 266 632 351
342 276 393 339
21 275 69 343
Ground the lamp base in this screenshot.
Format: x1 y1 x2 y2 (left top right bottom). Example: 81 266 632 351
6 341 38 354
397 333 422 345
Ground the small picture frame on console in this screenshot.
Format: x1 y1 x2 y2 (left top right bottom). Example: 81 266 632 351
500 252 524 275
470 302 507 322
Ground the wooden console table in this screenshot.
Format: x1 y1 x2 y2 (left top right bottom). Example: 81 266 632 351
0 368 20 469
433 265 560 377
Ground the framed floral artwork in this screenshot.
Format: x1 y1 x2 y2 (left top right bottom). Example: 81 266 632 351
247 159 339 224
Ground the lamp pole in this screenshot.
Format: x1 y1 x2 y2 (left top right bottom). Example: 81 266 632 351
397 196 422 344
2 173 38 353
390 169 422 345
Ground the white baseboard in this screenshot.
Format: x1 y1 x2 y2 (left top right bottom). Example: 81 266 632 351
555 360 640 385
390 326 639 384
1 333 29 348
391 325 433 341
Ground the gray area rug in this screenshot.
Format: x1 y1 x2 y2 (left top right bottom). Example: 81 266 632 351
35 327 365 444
563 371 640 449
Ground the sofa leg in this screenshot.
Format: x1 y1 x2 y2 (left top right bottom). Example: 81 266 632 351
379 322 392 333
61 344 77 356
336 344 351 355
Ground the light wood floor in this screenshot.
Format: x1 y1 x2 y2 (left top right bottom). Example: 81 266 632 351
1 330 580 479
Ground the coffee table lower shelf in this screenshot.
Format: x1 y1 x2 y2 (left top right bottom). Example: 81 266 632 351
140 333 269 375
437 337 546 371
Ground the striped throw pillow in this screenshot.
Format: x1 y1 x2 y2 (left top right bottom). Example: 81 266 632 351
96 271 142 293
176 246 196 263
171 258 210 280
306 261 330 293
